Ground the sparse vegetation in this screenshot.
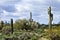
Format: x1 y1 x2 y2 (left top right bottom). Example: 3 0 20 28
0 7 60 40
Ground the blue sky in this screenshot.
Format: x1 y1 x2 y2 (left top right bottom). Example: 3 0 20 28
0 0 60 24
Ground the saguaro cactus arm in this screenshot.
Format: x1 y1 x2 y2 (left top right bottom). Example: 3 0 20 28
51 14 53 21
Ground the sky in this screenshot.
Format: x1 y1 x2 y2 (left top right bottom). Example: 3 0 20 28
0 0 60 24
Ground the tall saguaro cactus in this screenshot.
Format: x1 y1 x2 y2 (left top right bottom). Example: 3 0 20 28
11 19 13 34
48 6 53 40
30 12 33 22
29 12 33 25
29 12 33 30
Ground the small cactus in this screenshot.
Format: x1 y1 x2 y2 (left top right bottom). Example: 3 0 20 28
1 21 4 28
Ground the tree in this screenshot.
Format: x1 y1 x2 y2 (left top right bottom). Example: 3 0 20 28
14 18 39 31
14 19 29 31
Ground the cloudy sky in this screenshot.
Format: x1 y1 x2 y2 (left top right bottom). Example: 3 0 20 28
0 0 60 24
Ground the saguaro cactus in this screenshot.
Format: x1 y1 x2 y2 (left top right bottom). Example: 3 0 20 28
11 19 13 34
29 12 33 27
30 12 33 22
48 6 53 40
29 12 32 25
29 12 34 30
1 21 4 28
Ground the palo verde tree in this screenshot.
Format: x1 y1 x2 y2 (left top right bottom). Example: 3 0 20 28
48 6 53 40
14 19 29 31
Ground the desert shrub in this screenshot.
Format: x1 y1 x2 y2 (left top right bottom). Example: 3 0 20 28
2 26 11 35
51 34 60 40
13 32 41 40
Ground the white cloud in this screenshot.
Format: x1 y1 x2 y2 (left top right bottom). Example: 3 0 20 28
19 16 27 19
0 10 9 21
15 1 32 12
0 10 8 17
0 0 60 24
56 0 60 2
0 0 5 5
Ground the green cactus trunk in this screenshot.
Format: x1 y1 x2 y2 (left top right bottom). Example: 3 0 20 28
30 12 33 30
49 14 52 37
48 6 53 40
30 12 32 24
1 21 4 28
11 19 13 34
